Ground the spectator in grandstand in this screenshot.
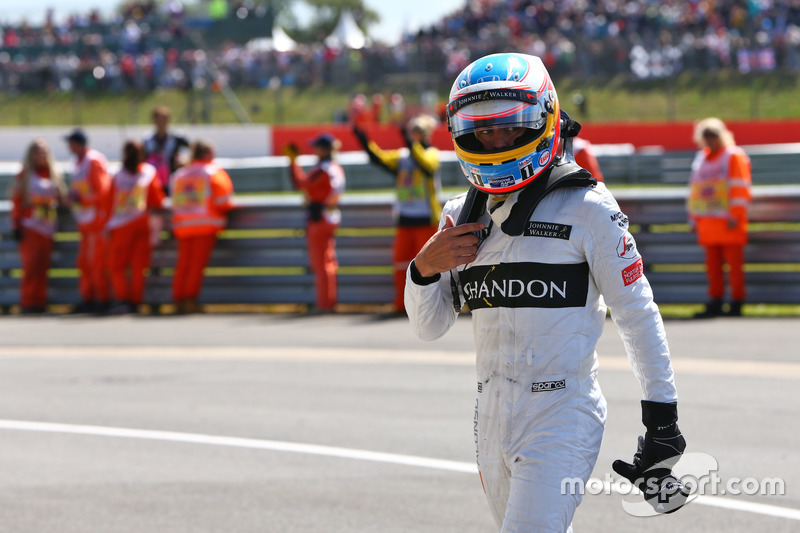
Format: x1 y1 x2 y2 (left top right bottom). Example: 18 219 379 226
348 93 372 128
573 136 605 182
388 93 406 125
105 140 166 315
65 129 112 314
353 115 442 314
3 0 800 95
370 93 384 123
688 118 752 318
10 138 67 314
144 105 190 194
169 140 234 314
284 133 346 313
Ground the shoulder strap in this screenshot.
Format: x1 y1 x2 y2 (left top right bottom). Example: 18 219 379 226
456 186 488 225
500 159 595 236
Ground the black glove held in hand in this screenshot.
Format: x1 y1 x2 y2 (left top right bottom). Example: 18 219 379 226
613 401 689 514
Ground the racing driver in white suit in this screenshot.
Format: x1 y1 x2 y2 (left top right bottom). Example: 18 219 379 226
405 53 688 532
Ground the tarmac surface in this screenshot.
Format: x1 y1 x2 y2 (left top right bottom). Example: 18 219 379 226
0 312 798 532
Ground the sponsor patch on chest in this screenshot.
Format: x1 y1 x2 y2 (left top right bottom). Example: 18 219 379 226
460 262 589 310
524 221 572 240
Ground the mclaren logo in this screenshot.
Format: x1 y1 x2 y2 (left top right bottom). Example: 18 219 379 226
616 232 638 260
460 262 589 310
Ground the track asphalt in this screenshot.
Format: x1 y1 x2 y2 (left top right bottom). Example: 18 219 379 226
0 313 797 532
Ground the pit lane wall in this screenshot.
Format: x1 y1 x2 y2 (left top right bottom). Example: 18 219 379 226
0 119 799 162
270 119 800 154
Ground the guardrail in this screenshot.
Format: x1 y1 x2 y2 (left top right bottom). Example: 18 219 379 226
0 186 798 312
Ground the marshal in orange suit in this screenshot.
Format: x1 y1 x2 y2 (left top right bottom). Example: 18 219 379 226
104 141 166 314
65 129 112 314
169 141 234 314
688 118 752 317
286 133 346 313
11 138 68 314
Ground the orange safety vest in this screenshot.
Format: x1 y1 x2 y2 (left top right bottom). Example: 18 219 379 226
70 148 110 231
170 161 234 238
107 163 160 230
13 169 59 237
688 145 752 245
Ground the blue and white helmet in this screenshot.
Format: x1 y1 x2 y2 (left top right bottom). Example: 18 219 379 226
446 53 562 194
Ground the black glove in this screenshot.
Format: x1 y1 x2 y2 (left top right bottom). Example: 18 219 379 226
613 401 689 514
12 228 22 242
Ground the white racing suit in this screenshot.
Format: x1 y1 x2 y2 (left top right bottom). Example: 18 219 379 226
405 181 678 532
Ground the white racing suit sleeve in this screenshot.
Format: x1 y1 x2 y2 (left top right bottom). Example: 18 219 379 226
584 189 678 403
405 196 464 341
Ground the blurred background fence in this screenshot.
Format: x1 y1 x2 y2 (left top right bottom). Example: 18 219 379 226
3 0 800 311
1 185 798 311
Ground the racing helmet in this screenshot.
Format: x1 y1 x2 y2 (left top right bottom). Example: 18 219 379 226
446 53 561 194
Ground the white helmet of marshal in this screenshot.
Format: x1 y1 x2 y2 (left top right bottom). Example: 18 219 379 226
446 53 562 194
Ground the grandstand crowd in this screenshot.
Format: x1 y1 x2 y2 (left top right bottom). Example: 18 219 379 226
2 0 800 96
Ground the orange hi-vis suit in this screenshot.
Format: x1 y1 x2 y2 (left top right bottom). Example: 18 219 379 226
289 158 346 311
688 145 752 301
573 137 605 182
358 137 441 312
70 148 111 304
169 159 234 304
12 168 59 310
105 163 166 306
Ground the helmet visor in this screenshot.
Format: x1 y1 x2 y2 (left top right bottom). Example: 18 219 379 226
448 98 547 140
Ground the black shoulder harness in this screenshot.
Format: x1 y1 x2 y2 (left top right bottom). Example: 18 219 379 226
455 186 486 226
457 111 597 235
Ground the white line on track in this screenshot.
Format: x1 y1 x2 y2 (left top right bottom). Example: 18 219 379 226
0 419 476 473
0 419 798 521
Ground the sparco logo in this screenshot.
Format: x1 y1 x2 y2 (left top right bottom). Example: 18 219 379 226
532 379 566 392
459 262 589 310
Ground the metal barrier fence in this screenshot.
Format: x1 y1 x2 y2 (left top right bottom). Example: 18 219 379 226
0 186 798 311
